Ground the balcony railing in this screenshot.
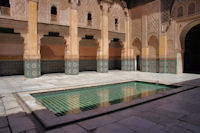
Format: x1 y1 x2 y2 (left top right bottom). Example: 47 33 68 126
51 14 57 22
0 6 10 16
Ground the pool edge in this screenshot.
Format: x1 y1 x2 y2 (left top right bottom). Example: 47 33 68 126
16 81 195 129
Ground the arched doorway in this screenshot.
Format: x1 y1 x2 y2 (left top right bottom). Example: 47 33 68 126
79 36 98 72
40 33 65 74
184 24 200 74
0 28 24 76
109 38 122 70
132 38 142 71
148 36 159 73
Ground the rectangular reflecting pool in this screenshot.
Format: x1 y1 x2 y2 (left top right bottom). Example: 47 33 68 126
32 81 176 117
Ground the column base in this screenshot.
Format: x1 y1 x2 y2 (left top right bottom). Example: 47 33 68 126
122 59 134 71
97 59 108 73
65 59 79 75
24 60 41 78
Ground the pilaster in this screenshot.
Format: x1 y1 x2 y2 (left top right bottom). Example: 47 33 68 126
122 13 133 71
24 0 40 78
65 2 79 75
141 15 148 72
97 2 110 73
141 47 149 72
159 35 167 73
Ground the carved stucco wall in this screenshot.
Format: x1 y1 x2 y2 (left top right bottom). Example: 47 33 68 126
78 0 101 29
108 2 126 33
10 0 27 21
167 0 200 54
171 0 200 19
38 0 70 26
130 0 160 48
131 7 142 44
146 0 160 41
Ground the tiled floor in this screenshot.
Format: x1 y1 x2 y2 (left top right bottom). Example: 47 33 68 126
0 71 200 133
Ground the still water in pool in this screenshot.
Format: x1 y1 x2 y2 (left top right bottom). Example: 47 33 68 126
32 81 175 116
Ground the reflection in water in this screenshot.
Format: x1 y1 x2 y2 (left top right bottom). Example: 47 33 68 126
33 81 175 117
98 89 110 107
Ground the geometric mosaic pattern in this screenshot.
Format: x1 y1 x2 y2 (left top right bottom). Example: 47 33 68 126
0 61 24 76
159 58 177 74
41 60 65 74
165 59 177 74
65 60 79 75
141 59 148 72
141 59 159 73
97 59 108 73
122 59 134 71
24 60 41 78
141 58 177 74
148 59 159 73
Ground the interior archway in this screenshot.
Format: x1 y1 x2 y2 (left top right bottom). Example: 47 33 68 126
79 36 98 72
148 36 159 73
184 24 200 74
40 34 65 74
109 39 122 70
0 28 24 76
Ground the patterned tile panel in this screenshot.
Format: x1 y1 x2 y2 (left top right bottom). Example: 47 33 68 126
24 60 41 78
65 60 79 75
97 59 108 73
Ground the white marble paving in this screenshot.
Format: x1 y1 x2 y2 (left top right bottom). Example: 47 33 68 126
0 71 200 94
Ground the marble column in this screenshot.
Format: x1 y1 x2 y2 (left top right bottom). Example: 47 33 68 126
24 0 40 78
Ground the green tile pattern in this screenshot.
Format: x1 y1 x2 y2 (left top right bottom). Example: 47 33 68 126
141 58 148 72
32 81 175 117
97 59 108 73
122 59 134 71
24 60 41 78
147 59 160 73
65 60 79 75
165 59 177 74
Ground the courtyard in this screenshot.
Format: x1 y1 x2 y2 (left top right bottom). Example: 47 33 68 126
0 71 200 133
0 0 200 132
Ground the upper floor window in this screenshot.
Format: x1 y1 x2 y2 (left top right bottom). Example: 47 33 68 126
177 6 183 18
115 18 119 31
188 3 195 15
0 0 10 16
51 6 57 22
87 13 92 26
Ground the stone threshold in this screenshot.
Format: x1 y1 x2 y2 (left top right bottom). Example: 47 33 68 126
17 80 195 129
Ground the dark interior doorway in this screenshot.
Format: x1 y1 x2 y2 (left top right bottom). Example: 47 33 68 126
184 24 200 74
136 55 141 71
79 36 97 72
41 33 65 74
109 39 122 70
